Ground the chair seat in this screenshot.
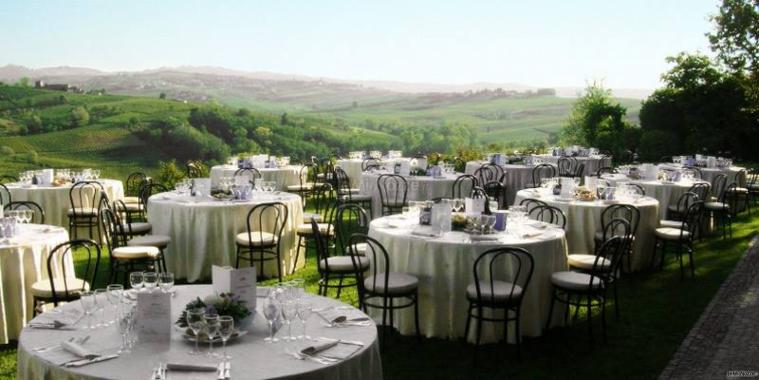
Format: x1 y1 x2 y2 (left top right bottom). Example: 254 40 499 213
705 202 729 211
121 222 152 235
667 204 685 214
726 187 748 194
655 227 690 240
297 223 333 236
127 234 170 248
567 254 611 271
319 255 369 272
112 246 160 259
466 280 523 303
659 219 683 229
302 213 323 223
32 278 90 298
235 232 278 246
364 272 419 296
124 203 144 211
122 196 141 204
551 271 603 291
340 194 372 202
67 208 98 217
286 183 314 191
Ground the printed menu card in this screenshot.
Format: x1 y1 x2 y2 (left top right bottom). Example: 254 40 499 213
213 265 257 309
136 291 171 342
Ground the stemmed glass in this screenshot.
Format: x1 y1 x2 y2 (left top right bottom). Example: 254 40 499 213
117 302 136 354
204 313 220 358
79 291 96 330
187 308 206 355
94 289 108 328
106 284 124 325
281 301 297 342
24 210 33 224
263 296 280 343
143 271 158 292
129 271 144 291
218 316 235 360
159 272 174 293
297 302 313 341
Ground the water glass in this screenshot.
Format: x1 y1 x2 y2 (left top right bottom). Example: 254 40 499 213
204 313 220 357
297 303 313 340
187 308 206 355
263 297 280 343
159 272 174 293
94 289 108 328
106 284 124 325
142 271 158 291
79 291 96 330
129 271 144 291
117 303 136 354
281 301 297 342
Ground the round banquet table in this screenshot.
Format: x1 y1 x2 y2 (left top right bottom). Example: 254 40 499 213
17 285 382 380
603 175 708 220
697 166 746 186
146 191 304 282
0 223 71 344
209 165 305 191
531 155 612 177
360 172 465 219
465 161 535 205
514 188 660 271
367 215 568 343
5 180 125 229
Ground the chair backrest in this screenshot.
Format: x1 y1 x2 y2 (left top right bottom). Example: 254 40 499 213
532 164 556 187
601 204 640 240
140 183 168 208
689 167 703 180
627 183 646 196
557 157 575 177
334 204 369 256
748 169 759 187
125 172 148 197
723 182 741 214
99 207 127 252
519 198 547 213
362 158 381 171
675 191 700 216
734 169 747 187
687 182 710 201
377 174 408 212
348 234 390 295
244 202 288 250
573 163 585 178
473 164 504 185
69 181 105 216
334 167 353 196
319 158 336 186
711 174 728 199
472 246 535 305
234 168 262 185
0 175 18 184
591 235 627 281
483 181 507 209
4 201 45 224
47 239 100 303
186 162 202 179
682 201 705 239
528 204 566 229
111 199 138 233
452 174 478 199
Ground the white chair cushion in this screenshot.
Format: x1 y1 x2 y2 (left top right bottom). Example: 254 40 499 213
121 222 152 235
727 187 748 194
302 213 323 223
659 219 683 228
32 278 90 298
112 246 160 259
705 202 728 211
127 234 170 248
363 272 419 295
296 223 333 236
655 227 690 240
319 256 369 272
286 183 314 191
235 232 278 246
67 208 98 216
551 271 603 291
340 194 372 202
567 254 612 271
122 196 141 204
466 280 523 302
124 203 144 211
350 242 368 256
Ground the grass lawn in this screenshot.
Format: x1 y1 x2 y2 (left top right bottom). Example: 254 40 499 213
0 210 756 379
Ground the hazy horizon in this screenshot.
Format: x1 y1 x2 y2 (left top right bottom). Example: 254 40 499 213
0 0 718 90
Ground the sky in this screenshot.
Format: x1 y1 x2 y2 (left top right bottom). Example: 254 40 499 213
0 0 719 89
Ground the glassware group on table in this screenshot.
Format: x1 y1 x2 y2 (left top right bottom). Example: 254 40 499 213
262 279 314 344
18 169 101 186
0 210 34 238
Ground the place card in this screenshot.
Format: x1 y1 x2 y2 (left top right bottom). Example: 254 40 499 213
465 197 484 215
213 265 257 310
136 291 171 342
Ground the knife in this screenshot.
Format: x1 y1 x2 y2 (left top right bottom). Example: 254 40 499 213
63 354 119 367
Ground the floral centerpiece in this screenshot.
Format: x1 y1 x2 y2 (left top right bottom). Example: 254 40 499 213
451 213 468 231
176 293 252 330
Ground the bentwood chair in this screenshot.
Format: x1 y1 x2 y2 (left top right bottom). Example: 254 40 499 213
286 164 316 203
139 183 169 212
335 167 373 214
519 198 547 213
123 172 149 221
473 163 504 185
527 204 566 229
4 201 45 224
464 247 534 358
68 181 105 241
706 182 737 239
111 200 152 237
666 191 702 222
362 158 382 171
557 157 574 177
592 204 640 271
483 181 507 209
529 164 556 188
377 174 408 216
31 239 100 316
452 175 478 199
294 192 336 273
235 202 288 281
100 208 163 285
546 236 628 344
653 201 704 279
334 204 370 257
234 168 262 185
350 233 420 344
725 169 750 215
312 219 369 298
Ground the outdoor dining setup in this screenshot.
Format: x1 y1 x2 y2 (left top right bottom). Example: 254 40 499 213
0 147 753 379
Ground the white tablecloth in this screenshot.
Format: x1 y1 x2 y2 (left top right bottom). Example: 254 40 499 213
360 172 463 218
699 166 746 186
514 188 660 271
6 180 125 229
17 285 382 380
368 215 568 343
209 165 305 191
465 161 535 205
146 192 304 282
335 159 365 188
532 155 612 177
0 224 71 344
603 175 707 220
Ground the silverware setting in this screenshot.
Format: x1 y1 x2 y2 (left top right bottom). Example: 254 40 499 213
32 335 90 353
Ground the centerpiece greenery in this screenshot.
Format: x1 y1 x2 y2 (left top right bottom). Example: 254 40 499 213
175 293 252 327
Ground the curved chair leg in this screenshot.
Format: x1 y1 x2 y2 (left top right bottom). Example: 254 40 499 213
475 306 483 346
587 295 594 344
515 309 522 360
235 246 241 269
464 303 472 340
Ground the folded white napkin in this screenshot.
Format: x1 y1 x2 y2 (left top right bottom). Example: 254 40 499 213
300 341 339 356
305 340 363 359
166 362 218 372
469 234 500 241
411 229 439 238
521 231 543 239
61 341 98 359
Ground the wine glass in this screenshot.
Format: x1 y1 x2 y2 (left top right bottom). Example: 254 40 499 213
24 210 33 224
281 301 297 342
218 316 235 360
204 313 220 358
296 302 313 340
187 308 206 355
159 272 174 293
117 303 135 354
79 291 96 330
129 271 144 291
106 284 124 325
263 296 280 343
142 271 158 292
94 288 108 328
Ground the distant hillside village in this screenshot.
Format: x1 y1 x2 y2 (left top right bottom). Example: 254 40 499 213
34 80 84 93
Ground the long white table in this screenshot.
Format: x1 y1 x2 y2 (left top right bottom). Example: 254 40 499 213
17 285 382 380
